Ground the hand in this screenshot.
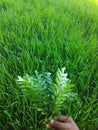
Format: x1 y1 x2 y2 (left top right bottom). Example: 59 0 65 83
46 116 79 130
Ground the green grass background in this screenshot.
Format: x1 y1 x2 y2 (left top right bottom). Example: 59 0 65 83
0 0 98 129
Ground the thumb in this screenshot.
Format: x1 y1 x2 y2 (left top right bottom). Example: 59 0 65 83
49 119 69 129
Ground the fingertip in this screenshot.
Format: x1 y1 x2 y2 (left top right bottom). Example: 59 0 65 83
46 124 51 128
50 119 54 125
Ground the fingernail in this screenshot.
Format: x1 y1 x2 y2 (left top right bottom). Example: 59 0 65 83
46 124 51 128
50 119 54 125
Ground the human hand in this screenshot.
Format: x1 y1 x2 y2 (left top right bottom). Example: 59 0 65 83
46 116 79 130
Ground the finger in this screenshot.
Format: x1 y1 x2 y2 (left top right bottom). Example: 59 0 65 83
49 119 69 129
46 124 57 130
46 124 51 129
56 116 69 123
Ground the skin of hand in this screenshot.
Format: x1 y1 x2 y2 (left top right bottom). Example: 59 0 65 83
46 116 79 130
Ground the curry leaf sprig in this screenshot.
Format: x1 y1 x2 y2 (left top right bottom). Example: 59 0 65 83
51 68 74 117
17 68 76 118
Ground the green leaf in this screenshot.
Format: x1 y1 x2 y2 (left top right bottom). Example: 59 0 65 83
16 68 76 119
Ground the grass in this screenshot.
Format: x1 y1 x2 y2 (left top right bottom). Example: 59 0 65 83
0 0 98 129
